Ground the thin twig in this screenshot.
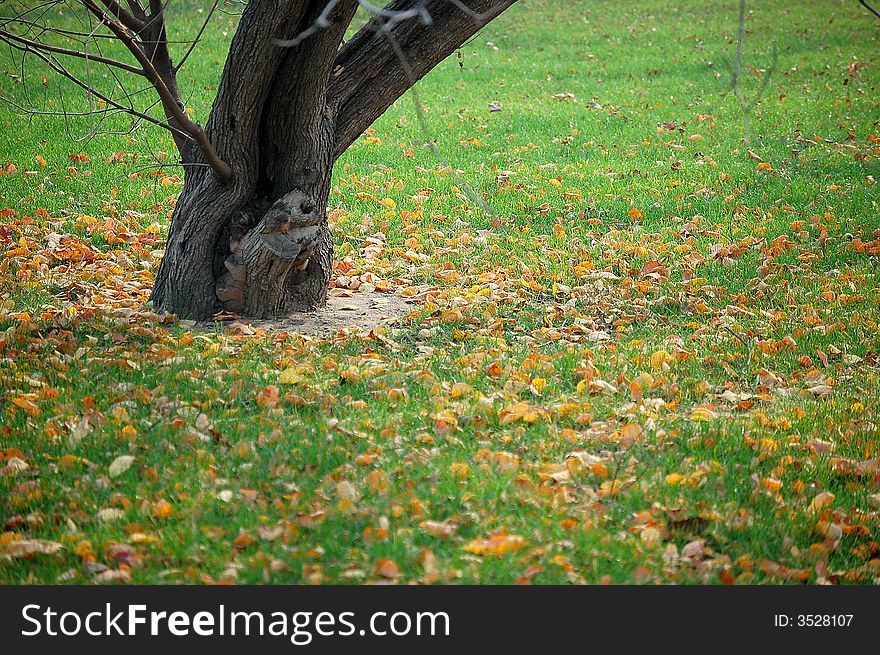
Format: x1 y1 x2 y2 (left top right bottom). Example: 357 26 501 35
0 28 146 76
173 0 219 73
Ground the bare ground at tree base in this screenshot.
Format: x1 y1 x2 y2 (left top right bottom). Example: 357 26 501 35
210 290 412 338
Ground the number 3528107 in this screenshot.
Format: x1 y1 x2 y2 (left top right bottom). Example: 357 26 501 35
774 615 853 627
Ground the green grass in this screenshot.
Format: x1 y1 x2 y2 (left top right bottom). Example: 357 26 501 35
1 0 879 584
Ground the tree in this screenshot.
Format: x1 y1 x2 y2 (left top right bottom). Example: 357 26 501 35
1 0 517 319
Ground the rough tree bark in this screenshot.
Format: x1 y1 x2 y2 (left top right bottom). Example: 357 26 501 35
147 0 517 320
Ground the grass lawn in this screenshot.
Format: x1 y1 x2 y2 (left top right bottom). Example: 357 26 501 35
1 0 879 584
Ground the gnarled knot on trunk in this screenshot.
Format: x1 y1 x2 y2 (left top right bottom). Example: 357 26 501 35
215 188 324 317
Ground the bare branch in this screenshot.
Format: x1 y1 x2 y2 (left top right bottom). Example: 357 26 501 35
125 0 149 21
860 0 880 20
79 0 232 181
0 28 146 76
3 41 186 138
0 17 120 41
97 0 145 31
725 0 777 146
329 0 517 158
173 0 220 73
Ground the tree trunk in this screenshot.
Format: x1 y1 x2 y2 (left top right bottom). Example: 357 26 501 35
150 0 517 320
151 0 338 320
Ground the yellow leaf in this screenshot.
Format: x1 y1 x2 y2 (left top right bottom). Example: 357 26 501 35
690 408 717 422
649 350 670 370
57 454 88 468
279 368 301 385
364 470 391 494
463 533 526 556
450 382 472 398
761 477 783 493
598 479 624 497
11 396 40 417
449 462 470 479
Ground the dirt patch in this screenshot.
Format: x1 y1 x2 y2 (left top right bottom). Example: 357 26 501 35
214 290 413 338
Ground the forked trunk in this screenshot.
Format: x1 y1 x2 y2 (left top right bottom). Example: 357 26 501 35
151 0 349 320
149 0 517 321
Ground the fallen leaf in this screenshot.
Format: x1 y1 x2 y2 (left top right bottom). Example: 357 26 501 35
807 491 835 513
2 539 63 558
108 455 135 478
373 558 400 579
463 533 527 556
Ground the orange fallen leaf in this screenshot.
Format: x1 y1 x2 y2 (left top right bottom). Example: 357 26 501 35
373 558 400 579
463 533 526 557
761 477 783 492
256 385 280 408
152 500 174 518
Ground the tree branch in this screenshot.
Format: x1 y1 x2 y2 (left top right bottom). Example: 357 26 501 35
860 0 880 20
0 28 146 76
173 0 220 73
2 41 186 139
79 0 232 181
97 0 144 32
329 0 517 159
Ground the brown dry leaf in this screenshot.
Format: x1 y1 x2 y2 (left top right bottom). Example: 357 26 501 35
336 480 358 502
256 384 280 408
807 491 835 513
681 539 705 560
364 470 391 493
233 531 256 549
420 519 458 539
759 559 810 582
640 527 661 548
94 569 132 583
805 384 833 399
97 508 126 522
2 539 63 558
619 423 643 445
